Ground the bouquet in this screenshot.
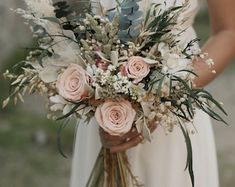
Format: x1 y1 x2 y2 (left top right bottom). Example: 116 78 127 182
3 0 227 186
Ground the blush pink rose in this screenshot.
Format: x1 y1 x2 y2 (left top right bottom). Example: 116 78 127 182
95 99 136 136
125 56 150 83
56 63 91 103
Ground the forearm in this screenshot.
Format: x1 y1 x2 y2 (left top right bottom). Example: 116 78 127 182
193 29 235 88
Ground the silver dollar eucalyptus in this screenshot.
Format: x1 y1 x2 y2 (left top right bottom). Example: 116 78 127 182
107 0 143 41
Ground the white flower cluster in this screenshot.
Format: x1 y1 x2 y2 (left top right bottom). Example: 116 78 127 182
158 42 192 75
90 64 145 100
93 65 138 98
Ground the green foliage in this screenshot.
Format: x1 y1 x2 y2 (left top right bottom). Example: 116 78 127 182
180 123 194 187
106 0 143 41
141 4 184 49
118 0 143 41
0 49 28 113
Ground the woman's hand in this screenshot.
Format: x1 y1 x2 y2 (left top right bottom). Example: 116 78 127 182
99 121 158 153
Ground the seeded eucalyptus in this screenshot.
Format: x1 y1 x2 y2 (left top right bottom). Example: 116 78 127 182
105 0 143 42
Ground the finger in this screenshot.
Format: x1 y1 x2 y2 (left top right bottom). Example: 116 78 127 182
100 122 158 150
100 127 138 142
122 129 139 140
101 138 125 148
110 122 158 152
99 128 128 148
100 134 140 150
99 128 125 141
103 123 156 147
110 135 143 153
149 120 157 128
100 131 138 148
100 135 124 148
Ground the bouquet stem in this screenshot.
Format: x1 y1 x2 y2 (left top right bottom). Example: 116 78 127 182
86 147 142 187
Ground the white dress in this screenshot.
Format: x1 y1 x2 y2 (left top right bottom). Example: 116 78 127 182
70 0 219 186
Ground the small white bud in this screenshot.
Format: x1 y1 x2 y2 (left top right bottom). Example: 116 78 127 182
79 25 85 31
200 54 205 59
162 66 168 73
175 85 180 90
177 100 181 105
165 101 171 106
212 70 216 74
160 104 166 112
180 98 186 102
157 113 162 118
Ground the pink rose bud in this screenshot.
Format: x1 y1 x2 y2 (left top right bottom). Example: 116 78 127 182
56 63 91 103
96 59 108 71
95 99 136 136
126 56 150 83
119 65 128 76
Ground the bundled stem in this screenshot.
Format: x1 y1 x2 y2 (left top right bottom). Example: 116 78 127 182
86 147 142 187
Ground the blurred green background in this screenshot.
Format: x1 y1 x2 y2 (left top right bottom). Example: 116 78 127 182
0 1 235 187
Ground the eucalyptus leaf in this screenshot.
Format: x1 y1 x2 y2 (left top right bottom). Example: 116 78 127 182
172 75 191 92
186 97 194 119
119 16 131 30
118 0 142 41
179 123 194 187
127 11 143 20
200 106 228 125
129 26 140 38
118 30 130 41
131 18 143 26
121 1 139 9
106 11 116 21
199 94 227 115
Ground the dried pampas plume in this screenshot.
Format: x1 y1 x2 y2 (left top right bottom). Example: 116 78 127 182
24 0 54 17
